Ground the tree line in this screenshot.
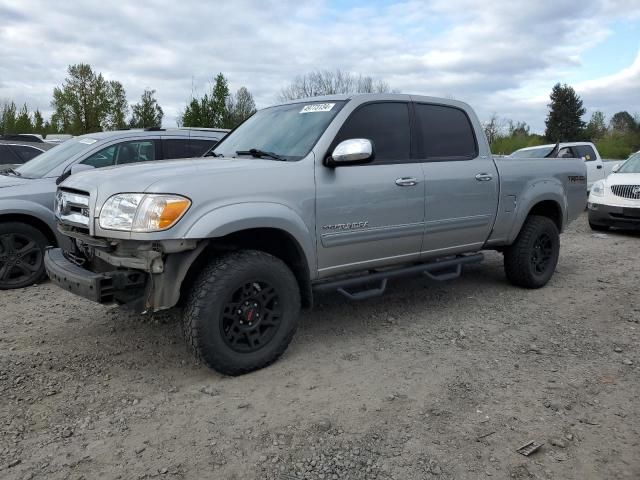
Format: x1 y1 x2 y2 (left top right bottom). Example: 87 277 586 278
0 64 259 137
1 65 637 159
485 83 640 158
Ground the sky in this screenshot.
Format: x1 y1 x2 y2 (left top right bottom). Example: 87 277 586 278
0 0 639 133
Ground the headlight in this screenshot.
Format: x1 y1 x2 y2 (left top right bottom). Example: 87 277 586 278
591 180 606 197
99 193 191 232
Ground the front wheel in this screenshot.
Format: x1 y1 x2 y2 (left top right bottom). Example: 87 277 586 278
0 222 49 290
504 215 560 289
182 250 301 376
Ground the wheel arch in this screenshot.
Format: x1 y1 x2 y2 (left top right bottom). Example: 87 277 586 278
179 227 314 309
0 213 58 246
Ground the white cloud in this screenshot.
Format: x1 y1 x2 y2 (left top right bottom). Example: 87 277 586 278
0 0 638 131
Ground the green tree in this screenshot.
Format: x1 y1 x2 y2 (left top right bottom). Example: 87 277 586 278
51 63 112 134
105 81 129 130
609 111 636 133
33 109 45 134
224 86 256 128
585 111 607 140
544 83 586 141
180 73 231 128
15 104 33 133
1 101 18 134
129 89 164 128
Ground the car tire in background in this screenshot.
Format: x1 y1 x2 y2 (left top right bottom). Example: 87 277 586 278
0 222 49 289
182 250 301 376
503 215 560 289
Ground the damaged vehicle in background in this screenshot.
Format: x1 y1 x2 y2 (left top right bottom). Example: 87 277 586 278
0 128 227 290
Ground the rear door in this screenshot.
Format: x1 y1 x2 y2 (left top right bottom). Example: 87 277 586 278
315 101 425 276
414 103 499 257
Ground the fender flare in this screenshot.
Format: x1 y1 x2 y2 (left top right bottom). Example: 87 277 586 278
508 179 567 243
184 202 316 274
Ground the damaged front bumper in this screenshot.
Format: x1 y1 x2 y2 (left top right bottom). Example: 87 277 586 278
44 247 147 306
45 227 208 312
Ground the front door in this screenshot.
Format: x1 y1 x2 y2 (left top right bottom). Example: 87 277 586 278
315 102 424 277
412 103 499 257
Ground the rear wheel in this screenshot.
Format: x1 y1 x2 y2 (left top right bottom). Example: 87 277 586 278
0 222 49 290
504 215 560 289
182 250 301 376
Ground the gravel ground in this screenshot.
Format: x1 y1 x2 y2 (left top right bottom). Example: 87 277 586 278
1 213 639 480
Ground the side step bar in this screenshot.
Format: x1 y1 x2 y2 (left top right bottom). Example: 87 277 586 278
312 253 484 301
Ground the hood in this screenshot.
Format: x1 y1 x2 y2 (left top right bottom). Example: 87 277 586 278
606 172 640 185
0 173 29 189
60 157 292 209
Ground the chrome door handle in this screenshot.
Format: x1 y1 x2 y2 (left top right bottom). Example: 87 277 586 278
395 177 419 187
475 173 493 181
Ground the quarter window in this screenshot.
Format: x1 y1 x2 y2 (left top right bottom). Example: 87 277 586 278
333 102 410 163
414 104 478 160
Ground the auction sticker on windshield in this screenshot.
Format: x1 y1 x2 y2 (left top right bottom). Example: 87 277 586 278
300 103 335 113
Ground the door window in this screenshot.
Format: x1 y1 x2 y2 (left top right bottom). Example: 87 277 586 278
333 102 410 163
0 145 20 164
573 145 597 161
11 145 43 162
162 139 218 159
82 140 157 168
414 104 477 160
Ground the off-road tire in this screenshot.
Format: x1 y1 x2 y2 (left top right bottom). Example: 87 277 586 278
504 215 560 289
0 222 49 290
182 250 301 376
588 220 610 232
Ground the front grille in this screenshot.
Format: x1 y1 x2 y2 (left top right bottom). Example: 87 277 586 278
56 188 91 228
611 185 640 200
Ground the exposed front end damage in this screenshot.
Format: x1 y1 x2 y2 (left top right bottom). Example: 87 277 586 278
45 224 208 313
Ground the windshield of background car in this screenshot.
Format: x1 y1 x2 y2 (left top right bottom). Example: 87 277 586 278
15 137 97 178
509 146 554 158
212 101 346 161
618 155 640 174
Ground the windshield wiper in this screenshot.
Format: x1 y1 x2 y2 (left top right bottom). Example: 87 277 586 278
0 167 22 176
236 149 287 161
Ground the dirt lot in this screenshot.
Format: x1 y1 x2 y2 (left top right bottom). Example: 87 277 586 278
1 213 638 480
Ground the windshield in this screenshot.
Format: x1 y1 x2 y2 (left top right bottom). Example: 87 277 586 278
618 154 640 174
15 137 97 178
510 146 554 158
213 101 346 161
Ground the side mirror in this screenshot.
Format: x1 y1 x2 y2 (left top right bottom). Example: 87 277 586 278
612 162 621 173
326 139 373 167
70 163 95 175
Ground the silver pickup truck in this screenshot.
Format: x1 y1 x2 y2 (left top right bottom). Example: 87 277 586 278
44 94 586 375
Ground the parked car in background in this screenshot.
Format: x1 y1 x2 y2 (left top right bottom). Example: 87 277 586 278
44 134 74 144
45 93 585 375
510 142 616 191
588 151 640 231
0 139 54 170
0 128 227 290
0 134 45 143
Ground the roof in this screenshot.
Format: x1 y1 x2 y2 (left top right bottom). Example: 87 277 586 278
69 128 227 141
516 142 595 151
0 139 55 150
